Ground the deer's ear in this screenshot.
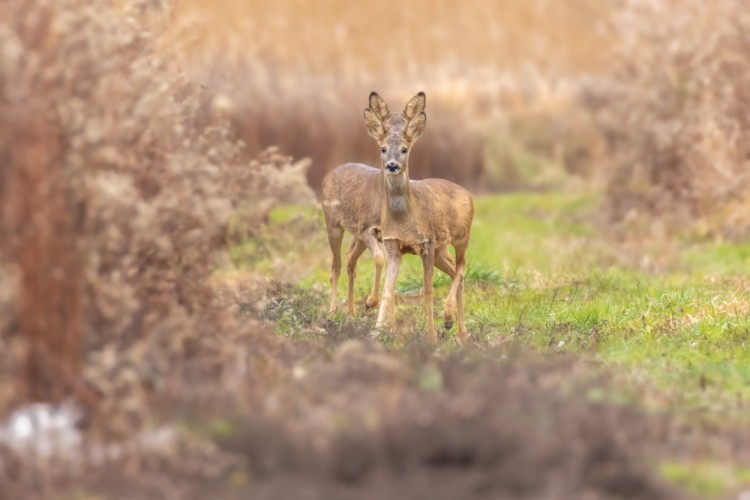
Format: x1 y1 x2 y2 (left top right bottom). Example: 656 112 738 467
369 92 390 120
405 111 426 142
403 92 426 119
364 108 387 140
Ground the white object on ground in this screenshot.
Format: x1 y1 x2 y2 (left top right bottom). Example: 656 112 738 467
0 401 82 459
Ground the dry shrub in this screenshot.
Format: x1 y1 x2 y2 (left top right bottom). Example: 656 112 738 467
0 0 311 431
601 0 750 237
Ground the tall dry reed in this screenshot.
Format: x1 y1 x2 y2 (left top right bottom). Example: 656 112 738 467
171 0 614 190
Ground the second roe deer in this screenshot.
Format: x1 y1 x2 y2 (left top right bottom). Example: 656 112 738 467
321 93 456 316
364 92 474 343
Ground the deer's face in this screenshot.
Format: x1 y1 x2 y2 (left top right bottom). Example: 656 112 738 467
364 92 427 177
380 121 411 176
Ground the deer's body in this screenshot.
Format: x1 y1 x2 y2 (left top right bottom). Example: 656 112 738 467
380 178 473 252
321 163 457 315
321 163 381 239
363 92 474 343
321 163 383 315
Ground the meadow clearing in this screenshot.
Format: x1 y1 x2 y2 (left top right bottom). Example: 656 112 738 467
2 0 750 498
241 189 750 498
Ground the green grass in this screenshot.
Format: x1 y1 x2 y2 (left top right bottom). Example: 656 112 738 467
230 190 750 497
659 460 750 496
396 260 510 293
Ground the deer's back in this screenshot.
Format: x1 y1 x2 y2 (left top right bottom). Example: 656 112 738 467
320 163 382 234
411 178 474 247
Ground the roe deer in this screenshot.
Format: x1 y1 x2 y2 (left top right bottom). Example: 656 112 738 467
321 93 456 316
364 92 474 343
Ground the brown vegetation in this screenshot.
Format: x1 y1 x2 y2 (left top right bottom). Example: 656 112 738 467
599 0 750 237
170 0 614 190
0 0 311 441
176 0 750 237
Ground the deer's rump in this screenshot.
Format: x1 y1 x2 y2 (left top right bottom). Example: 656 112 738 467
320 163 382 235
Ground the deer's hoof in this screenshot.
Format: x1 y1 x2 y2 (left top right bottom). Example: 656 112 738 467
456 331 470 346
444 320 454 330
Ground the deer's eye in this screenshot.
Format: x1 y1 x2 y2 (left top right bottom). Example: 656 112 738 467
381 147 387 154
401 147 408 154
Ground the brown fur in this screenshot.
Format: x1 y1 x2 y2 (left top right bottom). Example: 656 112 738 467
365 92 474 343
320 163 384 315
320 93 460 317
320 165 459 315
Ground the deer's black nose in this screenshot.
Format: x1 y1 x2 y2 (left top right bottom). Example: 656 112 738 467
386 161 399 172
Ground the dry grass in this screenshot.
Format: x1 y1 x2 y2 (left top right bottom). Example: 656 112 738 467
172 0 613 75
165 0 615 190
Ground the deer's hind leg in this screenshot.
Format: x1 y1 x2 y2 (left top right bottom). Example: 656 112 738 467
451 242 469 344
346 238 367 316
435 246 457 330
421 241 437 343
327 226 344 314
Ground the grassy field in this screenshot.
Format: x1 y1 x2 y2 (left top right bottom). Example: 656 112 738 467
238 189 750 498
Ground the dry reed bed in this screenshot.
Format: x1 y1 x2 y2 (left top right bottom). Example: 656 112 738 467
177 0 750 236
171 0 613 190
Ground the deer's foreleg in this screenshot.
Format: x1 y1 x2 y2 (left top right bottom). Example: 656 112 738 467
421 241 436 342
375 239 401 331
363 228 384 310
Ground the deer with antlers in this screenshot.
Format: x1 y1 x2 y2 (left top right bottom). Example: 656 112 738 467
366 92 473 343
322 92 473 343
320 94 457 318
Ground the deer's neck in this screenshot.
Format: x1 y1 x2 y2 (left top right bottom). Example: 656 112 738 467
383 171 411 219
380 168 429 245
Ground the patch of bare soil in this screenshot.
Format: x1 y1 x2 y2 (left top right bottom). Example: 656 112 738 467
68 338 680 500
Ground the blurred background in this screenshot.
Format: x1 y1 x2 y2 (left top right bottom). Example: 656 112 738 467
167 0 750 237
2 0 750 497
172 0 614 190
